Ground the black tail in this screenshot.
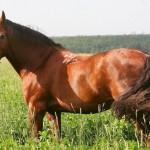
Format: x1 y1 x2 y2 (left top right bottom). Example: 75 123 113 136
112 56 150 121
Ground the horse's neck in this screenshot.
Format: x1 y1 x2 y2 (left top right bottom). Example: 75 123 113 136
6 39 55 75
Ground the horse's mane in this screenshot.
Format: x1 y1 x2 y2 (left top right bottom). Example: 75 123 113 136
5 19 63 48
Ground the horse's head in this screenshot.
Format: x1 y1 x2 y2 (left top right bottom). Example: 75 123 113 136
0 11 9 59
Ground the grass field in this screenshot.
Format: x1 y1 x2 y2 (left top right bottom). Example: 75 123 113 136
0 58 148 150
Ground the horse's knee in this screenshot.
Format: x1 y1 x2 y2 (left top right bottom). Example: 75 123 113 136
28 105 45 137
133 120 141 131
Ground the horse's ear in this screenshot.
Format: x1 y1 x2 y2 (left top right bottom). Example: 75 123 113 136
0 11 6 26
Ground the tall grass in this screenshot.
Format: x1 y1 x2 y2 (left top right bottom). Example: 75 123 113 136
0 58 148 149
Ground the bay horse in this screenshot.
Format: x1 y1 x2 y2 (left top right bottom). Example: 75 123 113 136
0 11 150 144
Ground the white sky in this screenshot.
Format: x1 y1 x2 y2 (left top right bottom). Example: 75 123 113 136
1 0 150 36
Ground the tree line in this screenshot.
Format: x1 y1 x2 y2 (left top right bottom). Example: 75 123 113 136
52 34 150 53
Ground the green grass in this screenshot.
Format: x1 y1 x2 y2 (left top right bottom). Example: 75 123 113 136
0 58 148 149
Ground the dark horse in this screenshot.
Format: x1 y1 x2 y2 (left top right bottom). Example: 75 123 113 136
0 11 150 144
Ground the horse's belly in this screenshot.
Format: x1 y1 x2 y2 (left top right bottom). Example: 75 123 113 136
72 98 113 114
49 96 113 114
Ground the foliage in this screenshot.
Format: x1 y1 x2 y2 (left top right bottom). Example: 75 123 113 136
52 34 150 53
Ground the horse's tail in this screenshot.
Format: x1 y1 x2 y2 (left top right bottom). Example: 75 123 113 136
112 55 150 122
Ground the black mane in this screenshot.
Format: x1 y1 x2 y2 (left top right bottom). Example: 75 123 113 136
5 19 63 48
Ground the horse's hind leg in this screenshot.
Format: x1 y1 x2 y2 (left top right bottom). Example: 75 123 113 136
134 120 150 146
46 112 61 139
28 105 45 138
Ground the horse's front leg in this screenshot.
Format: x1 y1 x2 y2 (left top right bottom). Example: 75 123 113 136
28 104 45 138
46 112 61 139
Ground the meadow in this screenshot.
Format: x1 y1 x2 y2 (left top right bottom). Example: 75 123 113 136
0 58 149 150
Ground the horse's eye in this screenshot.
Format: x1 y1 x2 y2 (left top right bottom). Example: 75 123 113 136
0 34 5 40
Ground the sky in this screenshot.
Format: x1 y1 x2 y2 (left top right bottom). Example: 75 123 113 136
1 0 150 36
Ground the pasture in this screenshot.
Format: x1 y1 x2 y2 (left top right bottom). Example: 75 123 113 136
0 58 148 150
